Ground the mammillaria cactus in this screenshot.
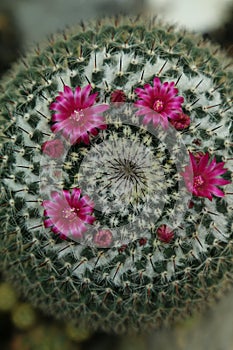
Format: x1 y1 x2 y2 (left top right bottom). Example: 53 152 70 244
0 16 232 334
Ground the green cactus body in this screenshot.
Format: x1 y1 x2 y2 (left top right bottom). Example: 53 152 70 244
0 16 232 334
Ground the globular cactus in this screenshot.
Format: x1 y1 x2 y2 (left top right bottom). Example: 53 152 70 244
0 16 233 334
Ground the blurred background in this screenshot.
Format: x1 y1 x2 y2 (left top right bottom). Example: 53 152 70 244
0 0 233 349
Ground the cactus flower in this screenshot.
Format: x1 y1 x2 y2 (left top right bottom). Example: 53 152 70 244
50 85 109 145
134 77 184 128
181 152 231 200
42 188 95 239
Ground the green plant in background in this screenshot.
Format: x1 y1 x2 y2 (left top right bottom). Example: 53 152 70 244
10 324 78 350
0 280 91 349
0 16 232 335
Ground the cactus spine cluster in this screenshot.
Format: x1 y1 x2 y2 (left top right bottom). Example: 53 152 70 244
0 16 233 334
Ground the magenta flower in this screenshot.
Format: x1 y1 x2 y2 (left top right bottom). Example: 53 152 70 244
50 85 109 145
42 188 95 239
157 225 174 243
181 152 231 201
134 77 184 128
93 229 113 248
41 139 65 158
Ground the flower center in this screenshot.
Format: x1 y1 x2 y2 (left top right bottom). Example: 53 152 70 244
62 207 78 220
153 99 164 112
71 109 85 122
193 175 204 189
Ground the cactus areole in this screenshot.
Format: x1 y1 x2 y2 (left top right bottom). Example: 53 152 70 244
0 16 232 334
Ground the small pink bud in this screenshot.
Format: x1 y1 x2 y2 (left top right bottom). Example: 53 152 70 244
169 112 191 130
139 237 147 246
118 244 128 253
188 200 195 209
41 139 65 158
157 225 174 243
110 90 126 103
94 229 113 248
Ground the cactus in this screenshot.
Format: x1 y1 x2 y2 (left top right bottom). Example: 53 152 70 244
0 16 232 334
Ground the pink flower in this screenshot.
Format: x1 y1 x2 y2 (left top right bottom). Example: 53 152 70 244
134 77 184 128
169 112 190 130
157 225 174 243
50 85 109 145
93 229 113 248
42 188 95 239
41 139 65 158
181 152 231 201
